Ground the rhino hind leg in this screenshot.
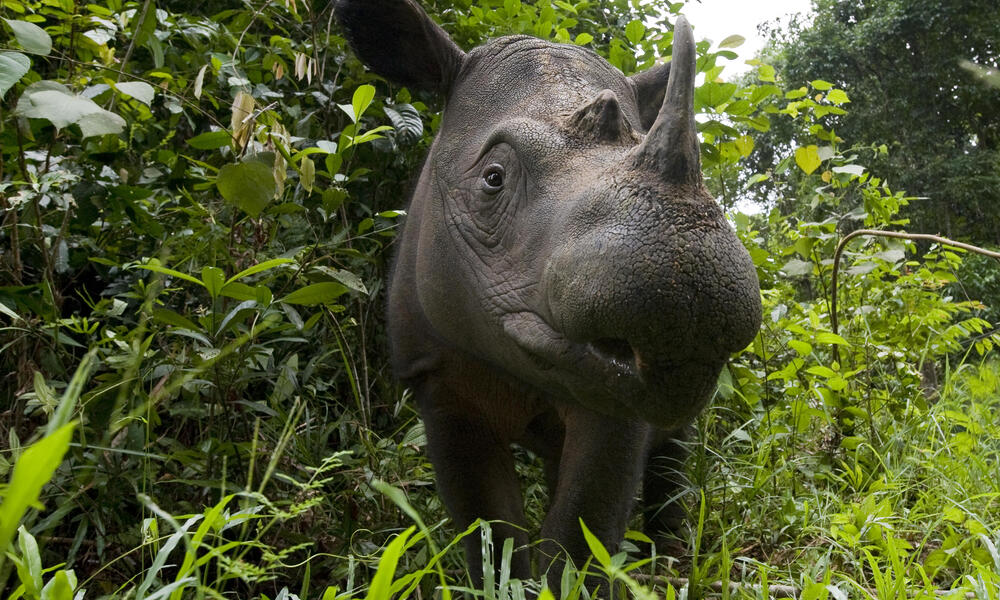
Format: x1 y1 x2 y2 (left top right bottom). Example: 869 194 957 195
414 380 532 583
642 428 691 545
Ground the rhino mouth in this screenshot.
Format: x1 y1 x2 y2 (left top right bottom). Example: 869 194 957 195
588 337 639 377
502 311 639 381
502 312 718 427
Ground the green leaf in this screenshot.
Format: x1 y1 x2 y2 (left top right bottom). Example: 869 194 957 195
806 365 838 379
193 63 208 98
201 266 225 299
579 519 611 568
372 480 428 533
351 84 376 124
696 82 737 109
785 87 808 100
40 568 76 600
574 32 593 45
218 281 258 302
217 160 276 217
810 79 833 91
365 526 415 600
75 111 128 137
15 526 43 597
300 156 315 192
226 258 294 285
152 308 202 332
788 340 812 356
4 19 52 56
187 130 232 150
782 258 814 276
136 261 204 286
625 20 646 45
280 282 348 305
15 81 125 136
826 89 850 104
312 266 369 295
114 81 155 106
0 51 31 99
815 332 851 346
216 299 257 335
758 64 776 82
625 529 654 544
0 423 76 557
49 350 95 435
832 164 865 177
351 125 393 146
718 34 745 48
734 134 754 157
131 1 156 48
795 145 822 175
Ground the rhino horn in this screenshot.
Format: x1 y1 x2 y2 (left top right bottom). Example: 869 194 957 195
567 89 635 144
630 16 701 184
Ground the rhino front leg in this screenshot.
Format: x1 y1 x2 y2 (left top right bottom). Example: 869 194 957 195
539 409 651 587
414 380 532 584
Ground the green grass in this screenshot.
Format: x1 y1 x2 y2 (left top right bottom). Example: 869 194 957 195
4 353 999 599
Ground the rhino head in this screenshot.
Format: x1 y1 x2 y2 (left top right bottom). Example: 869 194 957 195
336 0 761 428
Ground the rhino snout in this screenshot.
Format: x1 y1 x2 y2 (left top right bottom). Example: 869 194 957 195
538 208 761 421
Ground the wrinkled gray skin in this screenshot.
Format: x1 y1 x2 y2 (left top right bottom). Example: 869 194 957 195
335 0 761 586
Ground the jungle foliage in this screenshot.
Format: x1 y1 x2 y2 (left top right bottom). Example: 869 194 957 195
0 0 998 599
751 0 1000 245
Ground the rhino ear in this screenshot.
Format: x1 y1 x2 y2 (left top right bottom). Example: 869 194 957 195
629 61 672 131
334 0 465 94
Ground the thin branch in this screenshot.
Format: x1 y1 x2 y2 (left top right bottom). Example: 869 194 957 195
117 0 153 83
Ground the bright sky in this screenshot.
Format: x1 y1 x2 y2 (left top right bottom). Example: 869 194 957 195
678 0 814 77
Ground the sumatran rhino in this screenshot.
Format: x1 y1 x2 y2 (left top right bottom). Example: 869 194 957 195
334 0 762 584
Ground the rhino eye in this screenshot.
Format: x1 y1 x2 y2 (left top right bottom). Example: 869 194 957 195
481 164 505 193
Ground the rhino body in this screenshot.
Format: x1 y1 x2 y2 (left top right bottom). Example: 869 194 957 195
335 0 762 583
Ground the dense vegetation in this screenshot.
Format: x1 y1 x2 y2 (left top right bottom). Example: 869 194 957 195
0 0 998 599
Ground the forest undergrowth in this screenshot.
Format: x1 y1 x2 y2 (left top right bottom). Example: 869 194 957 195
1 0 999 598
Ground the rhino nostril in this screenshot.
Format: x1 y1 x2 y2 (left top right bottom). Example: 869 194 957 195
589 337 637 372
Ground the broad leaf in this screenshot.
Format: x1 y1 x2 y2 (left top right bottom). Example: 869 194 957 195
75 110 128 137
718 34 745 48
114 81 155 106
0 423 75 556
136 261 203 286
625 19 645 45
187 130 232 150
280 282 348 305
217 160 275 217
696 82 737 109
0 51 30 99
364 527 414 600
826 89 850 104
383 103 423 145
15 81 124 136
201 266 225 298
226 258 294 285
300 155 315 192
579 519 611 568
193 64 209 98
350 84 376 124
795 145 822 175
4 19 52 56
